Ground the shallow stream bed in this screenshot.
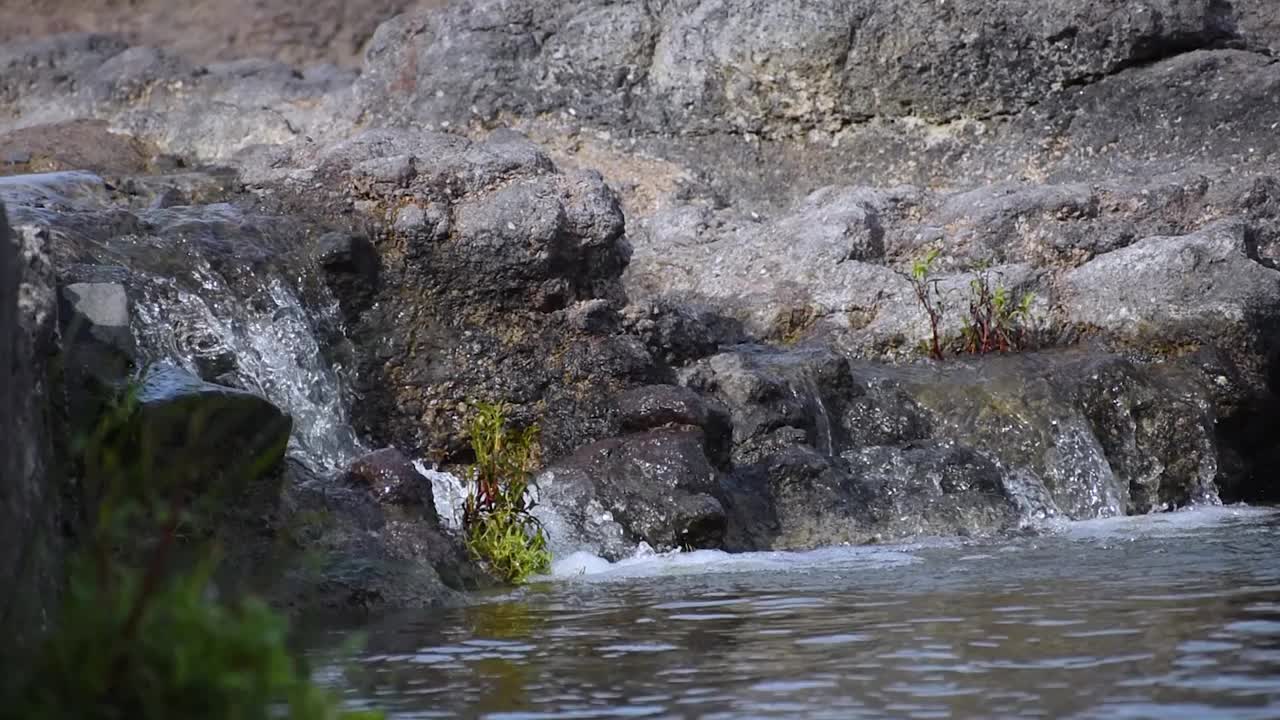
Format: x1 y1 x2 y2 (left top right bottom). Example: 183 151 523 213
315 506 1280 719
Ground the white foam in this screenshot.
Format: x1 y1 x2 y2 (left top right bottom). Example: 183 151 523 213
412 461 468 531
544 542 927 582
1048 503 1274 541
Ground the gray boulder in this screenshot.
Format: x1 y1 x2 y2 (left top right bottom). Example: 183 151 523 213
536 428 725 557
616 384 732 467
356 0 1240 135
688 345 1225 529
1061 221 1280 355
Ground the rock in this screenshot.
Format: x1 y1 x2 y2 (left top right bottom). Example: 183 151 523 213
682 347 851 465
1060 221 1280 388
721 442 1031 551
343 447 434 508
620 300 746 368
0 201 67 667
58 264 135 384
537 428 725 554
687 345 1227 522
616 384 732 468
357 0 1237 134
564 298 618 334
134 363 293 490
313 231 379 321
215 458 486 615
0 0 419 68
297 128 654 460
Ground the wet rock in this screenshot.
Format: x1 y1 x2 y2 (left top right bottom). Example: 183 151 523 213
134 363 293 488
0 201 67 665
295 128 652 460
616 384 732 468
58 264 135 383
314 231 379 321
721 442 1030 551
687 345 1227 523
682 347 851 465
537 428 725 554
217 458 486 615
343 447 434 508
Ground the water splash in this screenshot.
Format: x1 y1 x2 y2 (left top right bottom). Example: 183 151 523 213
412 460 467 531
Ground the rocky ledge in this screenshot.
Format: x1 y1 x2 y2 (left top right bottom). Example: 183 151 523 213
1 0 1278 615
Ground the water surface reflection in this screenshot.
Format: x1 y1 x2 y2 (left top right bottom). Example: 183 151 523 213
318 508 1280 719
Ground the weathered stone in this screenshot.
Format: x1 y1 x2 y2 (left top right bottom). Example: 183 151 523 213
1060 221 1280 386
0 201 65 668
616 384 732 468
343 447 434 508
134 363 293 489
215 458 486 615
537 428 725 554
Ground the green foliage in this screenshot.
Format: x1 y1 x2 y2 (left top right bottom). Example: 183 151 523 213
960 264 1036 355
904 252 1038 359
906 248 946 360
463 402 551 584
7 382 380 720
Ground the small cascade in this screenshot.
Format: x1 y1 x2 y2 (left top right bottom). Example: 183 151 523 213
130 259 365 473
412 460 468 531
780 368 836 457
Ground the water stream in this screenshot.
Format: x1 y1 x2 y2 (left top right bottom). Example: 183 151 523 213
314 507 1280 719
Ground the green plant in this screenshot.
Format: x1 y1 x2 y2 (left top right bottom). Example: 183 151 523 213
6 382 379 720
462 402 551 584
906 248 946 360
960 265 1036 354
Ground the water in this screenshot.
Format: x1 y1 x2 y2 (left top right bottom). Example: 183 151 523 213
132 262 364 471
314 506 1280 719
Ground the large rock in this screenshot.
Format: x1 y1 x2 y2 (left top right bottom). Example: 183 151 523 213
4 0 426 68
685 345 1228 548
357 0 1239 135
215 457 488 614
1060 221 1280 385
535 428 725 558
290 128 658 461
133 363 293 490
721 442 1042 552
0 202 65 667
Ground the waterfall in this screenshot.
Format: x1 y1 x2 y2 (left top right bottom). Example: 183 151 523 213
129 258 365 473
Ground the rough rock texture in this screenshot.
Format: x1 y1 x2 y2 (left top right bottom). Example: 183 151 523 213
287 128 661 461
356 0 1247 134
684 345 1226 550
536 427 725 559
0 201 65 666
217 456 487 613
0 169 485 612
0 0 444 69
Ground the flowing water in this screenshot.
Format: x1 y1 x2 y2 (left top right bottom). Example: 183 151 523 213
315 506 1280 719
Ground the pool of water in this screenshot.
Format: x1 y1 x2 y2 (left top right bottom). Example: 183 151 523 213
315 506 1280 719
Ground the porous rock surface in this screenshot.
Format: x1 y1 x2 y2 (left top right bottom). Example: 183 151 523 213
2 0 1278 608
